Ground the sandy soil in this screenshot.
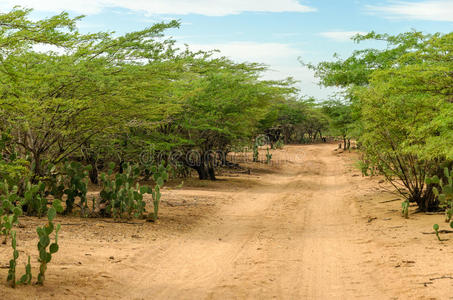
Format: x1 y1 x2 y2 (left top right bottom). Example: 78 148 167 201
1 144 453 299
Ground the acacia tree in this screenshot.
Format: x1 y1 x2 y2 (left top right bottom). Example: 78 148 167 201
172 58 296 179
0 8 179 179
0 8 303 184
310 31 453 211
321 100 353 149
259 98 328 145
356 32 453 211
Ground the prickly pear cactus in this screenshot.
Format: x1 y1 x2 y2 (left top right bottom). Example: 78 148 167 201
62 161 91 214
401 199 409 219
0 181 22 244
252 144 259 162
266 148 272 164
426 167 453 223
22 180 47 217
149 163 170 222
36 200 63 285
7 231 18 288
100 163 156 220
18 256 32 285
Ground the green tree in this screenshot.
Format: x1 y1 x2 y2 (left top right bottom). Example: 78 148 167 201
310 31 453 211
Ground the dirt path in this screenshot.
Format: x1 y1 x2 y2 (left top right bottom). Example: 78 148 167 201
105 144 382 299
3 144 453 299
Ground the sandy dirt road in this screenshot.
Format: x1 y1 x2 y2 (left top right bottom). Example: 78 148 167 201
2 144 453 299
121 144 380 299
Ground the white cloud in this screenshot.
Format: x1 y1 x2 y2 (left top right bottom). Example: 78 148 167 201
367 0 453 22
0 0 316 16
183 41 338 98
319 31 367 42
186 41 303 65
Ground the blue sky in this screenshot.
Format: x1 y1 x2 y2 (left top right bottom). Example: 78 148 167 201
1 0 452 98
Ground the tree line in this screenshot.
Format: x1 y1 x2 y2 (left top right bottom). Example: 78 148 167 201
0 7 330 188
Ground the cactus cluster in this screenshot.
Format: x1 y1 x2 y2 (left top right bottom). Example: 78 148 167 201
22 181 47 217
100 163 167 220
99 162 169 220
62 162 90 214
426 167 453 241
6 231 32 287
2 190 62 286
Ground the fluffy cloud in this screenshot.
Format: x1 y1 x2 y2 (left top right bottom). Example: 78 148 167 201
184 41 338 98
367 0 453 22
319 31 367 42
0 0 316 16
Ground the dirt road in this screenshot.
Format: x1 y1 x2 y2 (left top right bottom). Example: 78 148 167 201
3 144 453 299
121 144 378 299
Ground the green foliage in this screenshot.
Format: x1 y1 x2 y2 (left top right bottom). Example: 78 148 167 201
0 8 180 179
260 98 328 144
311 31 453 212
321 100 355 144
36 201 62 285
306 31 431 88
0 133 30 187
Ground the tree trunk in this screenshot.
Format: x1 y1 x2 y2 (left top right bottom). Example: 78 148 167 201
32 152 42 182
89 165 98 184
194 165 208 180
207 167 216 180
412 186 438 212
